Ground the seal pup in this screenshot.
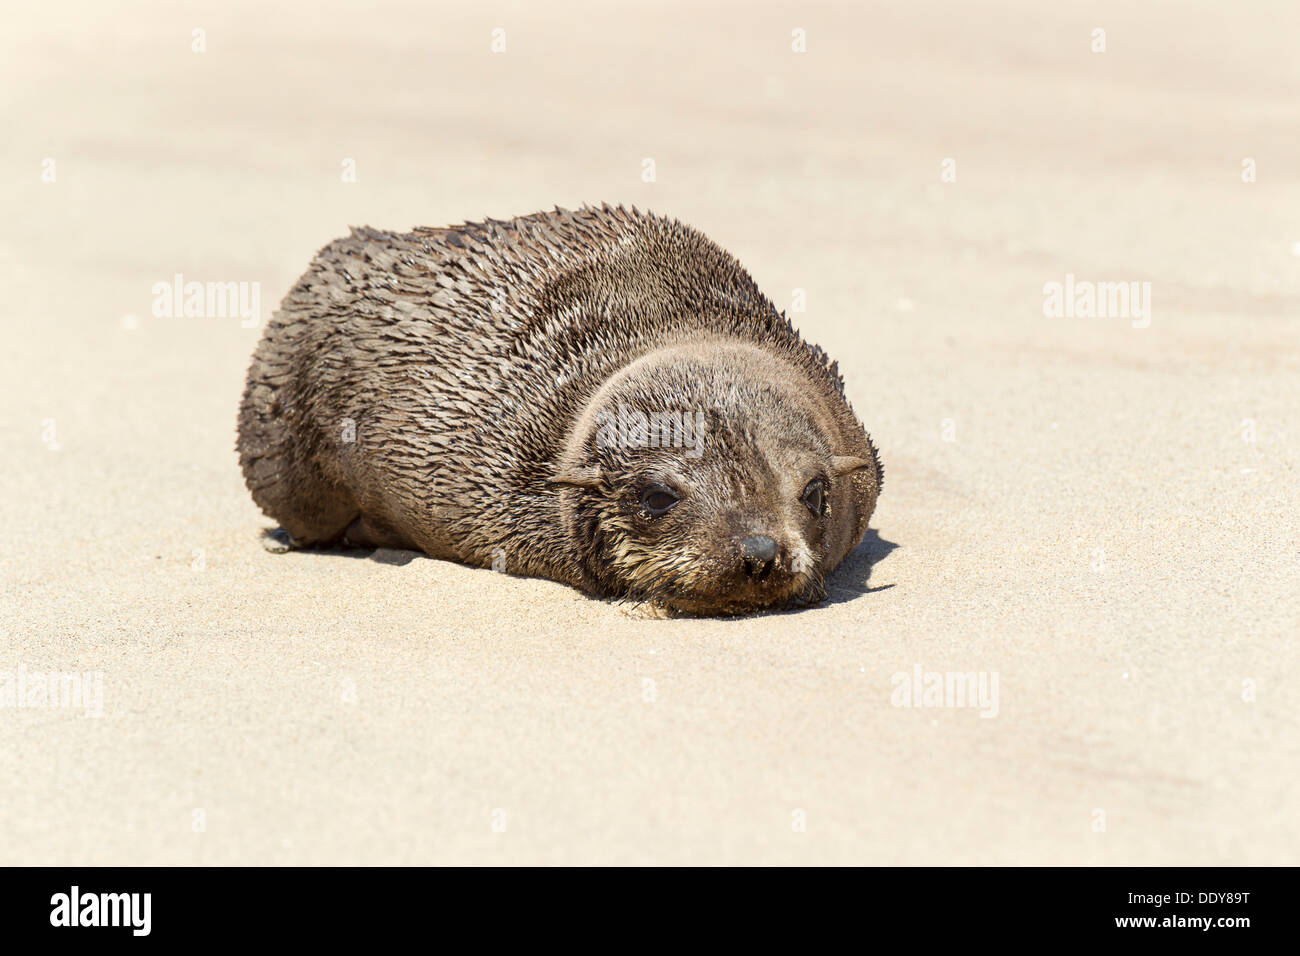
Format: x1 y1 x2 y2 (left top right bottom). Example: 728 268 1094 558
237 205 882 615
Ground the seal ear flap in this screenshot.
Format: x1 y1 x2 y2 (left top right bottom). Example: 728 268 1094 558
831 455 874 476
547 465 605 489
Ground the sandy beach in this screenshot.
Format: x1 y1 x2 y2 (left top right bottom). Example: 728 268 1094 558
2 0 1297 864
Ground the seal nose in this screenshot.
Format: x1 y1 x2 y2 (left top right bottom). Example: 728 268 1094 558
741 534 779 579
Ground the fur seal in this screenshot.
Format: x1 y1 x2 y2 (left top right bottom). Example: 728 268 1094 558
237 205 882 615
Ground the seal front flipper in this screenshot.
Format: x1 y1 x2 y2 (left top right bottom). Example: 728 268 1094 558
260 527 301 554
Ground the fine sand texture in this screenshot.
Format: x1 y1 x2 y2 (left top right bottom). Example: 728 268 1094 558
2 1 1297 864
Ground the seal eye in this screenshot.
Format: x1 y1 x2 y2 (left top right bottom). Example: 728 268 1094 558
640 483 680 517
801 478 826 517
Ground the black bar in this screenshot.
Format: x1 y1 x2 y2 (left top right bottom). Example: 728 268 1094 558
0 866 1288 943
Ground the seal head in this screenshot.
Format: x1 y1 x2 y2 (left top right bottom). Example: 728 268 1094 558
551 339 880 615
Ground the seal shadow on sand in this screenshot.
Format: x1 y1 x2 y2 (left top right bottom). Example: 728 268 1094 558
260 527 898 614
261 528 423 567
820 529 898 608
